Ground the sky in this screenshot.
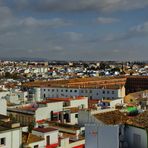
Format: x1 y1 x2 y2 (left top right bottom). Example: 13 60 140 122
0 0 148 61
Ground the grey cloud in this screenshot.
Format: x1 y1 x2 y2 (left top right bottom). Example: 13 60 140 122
10 0 148 12
96 17 119 24
18 17 71 28
0 6 12 20
130 22 148 33
104 21 148 42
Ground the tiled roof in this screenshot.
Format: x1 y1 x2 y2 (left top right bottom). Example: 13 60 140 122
127 111 148 128
94 110 128 125
23 76 126 89
33 127 58 133
22 132 44 144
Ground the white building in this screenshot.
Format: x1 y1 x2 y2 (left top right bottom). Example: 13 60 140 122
39 85 125 100
0 121 23 148
78 110 127 148
22 132 45 148
32 127 59 148
0 99 7 115
85 124 119 148
4 90 28 104
7 101 64 125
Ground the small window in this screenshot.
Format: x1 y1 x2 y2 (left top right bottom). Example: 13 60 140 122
75 114 78 118
61 90 63 92
57 89 58 92
112 91 114 94
81 90 83 93
74 90 77 92
0 138 6 145
85 90 88 93
90 90 92 93
52 89 54 92
44 89 46 91
46 135 50 145
107 91 109 94
44 94 46 98
70 90 72 92
48 89 50 92
65 90 68 92
34 145 39 148
102 91 105 94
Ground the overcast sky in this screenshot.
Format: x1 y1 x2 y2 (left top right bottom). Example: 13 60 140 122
0 0 148 61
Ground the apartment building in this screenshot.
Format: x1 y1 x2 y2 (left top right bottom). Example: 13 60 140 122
7 96 88 125
38 85 125 100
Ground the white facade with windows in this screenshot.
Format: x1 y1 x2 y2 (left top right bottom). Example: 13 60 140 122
35 101 63 122
39 86 125 100
0 128 22 148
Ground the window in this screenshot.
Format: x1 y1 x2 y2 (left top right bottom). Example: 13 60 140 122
57 89 58 92
107 91 109 94
52 89 54 92
74 90 77 92
61 90 63 92
102 91 105 94
48 89 50 92
89 90 92 93
44 89 46 91
81 90 83 93
112 91 114 94
34 145 39 148
44 94 46 98
46 135 50 145
75 114 78 118
70 90 72 92
0 138 6 145
65 90 68 92
133 134 141 148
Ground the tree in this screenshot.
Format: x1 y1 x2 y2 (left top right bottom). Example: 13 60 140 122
28 121 35 133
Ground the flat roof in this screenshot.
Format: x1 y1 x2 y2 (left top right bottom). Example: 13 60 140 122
33 127 58 133
7 108 35 115
94 110 128 125
22 132 44 144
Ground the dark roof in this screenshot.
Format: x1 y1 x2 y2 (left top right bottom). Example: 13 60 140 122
0 126 10 132
0 114 9 120
94 110 128 125
22 132 44 144
33 127 58 133
127 111 148 128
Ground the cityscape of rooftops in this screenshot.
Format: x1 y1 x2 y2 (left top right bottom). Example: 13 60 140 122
0 1 148 148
